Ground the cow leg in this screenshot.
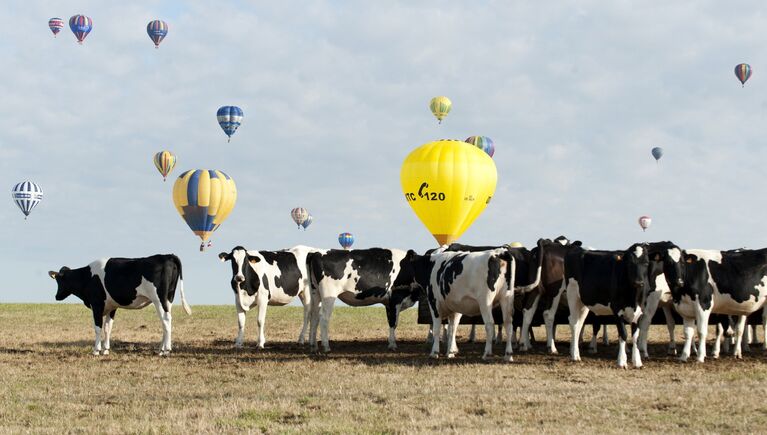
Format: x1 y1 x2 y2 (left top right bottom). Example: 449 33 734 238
102 310 116 355
319 297 336 353
615 317 632 369
501 293 514 362
468 324 477 343
429 308 442 358
255 294 268 349
662 304 677 355
630 323 642 368
588 321 599 354
520 294 540 352
496 324 504 345
297 289 311 345
152 302 171 356
602 324 609 346
385 302 399 351
479 302 496 360
91 306 104 356
679 316 695 362
567 285 589 362
733 315 747 359
694 306 711 363
763 305 767 350
308 290 321 352
639 291 660 358
446 313 461 358
712 321 723 359
234 303 246 348
543 304 559 354
743 322 752 353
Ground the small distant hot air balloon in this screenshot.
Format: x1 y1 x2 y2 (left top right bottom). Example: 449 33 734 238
429 96 452 124
217 106 243 142
48 18 64 37
401 139 497 245
291 207 309 229
11 181 43 220
338 232 354 250
172 170 237 251
651 147 663 163
735 63 752 87
301 214 313 230
153 151 177 181
638 216 652 232
69 15 92 44
465 136 495 158
508 242 523 248
146 20 168 49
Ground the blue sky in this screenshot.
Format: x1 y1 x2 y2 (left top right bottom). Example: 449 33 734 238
3 1 767 304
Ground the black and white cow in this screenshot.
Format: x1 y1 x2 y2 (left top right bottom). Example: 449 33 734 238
218 245 320 348
413 241 544 361
636 241 685 358
48 255 191 356
673 248 767 362
563 244 654 368
306 248 420 353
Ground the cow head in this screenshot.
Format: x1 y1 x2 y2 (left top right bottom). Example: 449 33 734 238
48 267 76 301
622 243 651 322
218 247 262 310
647 241 685 293
676 252 709 301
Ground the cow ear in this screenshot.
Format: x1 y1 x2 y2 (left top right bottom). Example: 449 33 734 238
572 241 582 247
48 271 58 279
218 252 231 262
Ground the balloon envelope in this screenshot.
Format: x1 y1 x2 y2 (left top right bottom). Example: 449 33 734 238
338 232 354 249
69 15 92 44
465 136 495 158
429 96 452 123
735 63 752 86
291 207 309 228
651 147 663 161
401 139 497 245
172 170 237 249
638 215 652 231
49 18 64 36
217 106 243 142
153 151 176 181
301 214 313 229
12 181 43 218
147 20 168 48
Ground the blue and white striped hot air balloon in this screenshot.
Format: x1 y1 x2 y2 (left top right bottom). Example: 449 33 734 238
12 181 43 220
217 106 243 142
338 232 354 250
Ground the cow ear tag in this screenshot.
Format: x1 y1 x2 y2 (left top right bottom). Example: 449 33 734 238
615 255 623 262
248 257 259 264
686 257 693 264
654 253 661 261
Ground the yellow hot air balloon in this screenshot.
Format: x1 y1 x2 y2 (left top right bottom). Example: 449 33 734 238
153 150 177 181
172 169 237 251
429 96 452 124
508 242 524 248
400 139 497 245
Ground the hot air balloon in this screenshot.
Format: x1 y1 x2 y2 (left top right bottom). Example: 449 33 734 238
735 63 752 87
301 214 313 230
401 139 497 245
429 96 452 124
69 15 92 44
465 136 495 158
508 242 523 248
146 20 168 49
291 207 309 229
338 232 354 250
153 151 177 181
48 18 64 37
651 147 663 163
638 215 652 232
217 106 243 142
11 181 43 220
172 169 237 251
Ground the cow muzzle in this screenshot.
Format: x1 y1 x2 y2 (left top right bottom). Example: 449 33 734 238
234 275 245 283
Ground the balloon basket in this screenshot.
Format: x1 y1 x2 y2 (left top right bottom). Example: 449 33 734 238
200 243 205 252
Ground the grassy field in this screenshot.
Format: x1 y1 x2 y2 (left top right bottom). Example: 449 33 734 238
1 304 767 434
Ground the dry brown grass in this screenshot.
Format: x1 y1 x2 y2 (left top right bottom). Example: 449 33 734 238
1 303 767 434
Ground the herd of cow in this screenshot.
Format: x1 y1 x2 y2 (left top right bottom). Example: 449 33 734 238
47 236 767 368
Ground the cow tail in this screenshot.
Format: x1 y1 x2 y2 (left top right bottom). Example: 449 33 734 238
173 255 192 315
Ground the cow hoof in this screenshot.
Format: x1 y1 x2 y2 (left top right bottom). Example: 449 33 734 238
92 350 101 356
102 349 110 356
588 347 597 355
503 354 513 363
234 342 244 349
696 357 705 363
549 349 558 355
388 345 397 351
447 353 457 359
735 354 743 360
633 362 643 369
712 353 720 359
481 354 494 361
678 355 689 363
429 353 439 359
617 364 627 369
